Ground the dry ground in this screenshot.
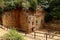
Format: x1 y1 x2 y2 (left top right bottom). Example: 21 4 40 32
0 28 60 40
0 28 8 37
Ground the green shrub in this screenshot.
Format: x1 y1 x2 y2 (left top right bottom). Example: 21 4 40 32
1 29 25 40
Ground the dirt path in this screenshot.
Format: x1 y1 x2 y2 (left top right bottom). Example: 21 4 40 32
0 28 8 37
0 28 60 40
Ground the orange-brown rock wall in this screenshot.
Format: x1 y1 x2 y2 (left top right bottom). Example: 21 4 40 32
2 9 20 28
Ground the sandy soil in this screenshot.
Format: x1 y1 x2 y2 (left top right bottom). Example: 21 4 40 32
0 28 8 37
21 30 60 40
0 28 60 40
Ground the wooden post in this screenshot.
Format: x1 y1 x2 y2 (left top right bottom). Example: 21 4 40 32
32 27 36 38
46 33 48 40
34 31 36 38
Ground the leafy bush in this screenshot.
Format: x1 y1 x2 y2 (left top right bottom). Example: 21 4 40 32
1 29 25 40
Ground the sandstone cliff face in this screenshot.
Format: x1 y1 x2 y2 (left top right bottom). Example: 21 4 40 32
44 20 60 31
0 16 2 25
2 9 45 33
2 9 20 28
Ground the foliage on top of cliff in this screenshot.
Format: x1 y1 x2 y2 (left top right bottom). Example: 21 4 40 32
0 0 49 12
44 0 60 22
0 0 60 21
